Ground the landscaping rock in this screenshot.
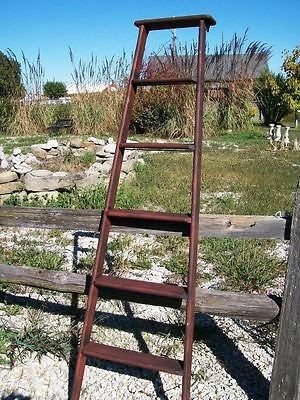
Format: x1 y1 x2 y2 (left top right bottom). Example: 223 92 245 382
99 160 113 173
11 163 32 174
86 163 104 176
0 181 24 195
0 171 18 184
25 153 39 164
24 169 74 192
31 145 47 160
70 138 82 148
103 143 116 154
88 136 105 146
0 159 9 169
121 159 135 174
12 147 22 156
47 139 59 148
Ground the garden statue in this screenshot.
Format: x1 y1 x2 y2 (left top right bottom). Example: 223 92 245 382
282 127 290 148
274 125 282 142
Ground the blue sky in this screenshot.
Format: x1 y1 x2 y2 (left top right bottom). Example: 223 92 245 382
1 0 299 84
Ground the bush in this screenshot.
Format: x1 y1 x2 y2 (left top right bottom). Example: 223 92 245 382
43 81 67 99
254 70 292 124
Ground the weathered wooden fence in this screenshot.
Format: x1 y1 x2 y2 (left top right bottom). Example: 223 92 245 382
0 188 299 398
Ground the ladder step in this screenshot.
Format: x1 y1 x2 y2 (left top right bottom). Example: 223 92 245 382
120 142 194 151
95 275 188 299
134 14 216 30
107 209 191 235
83 342 184 375
132 77 196 86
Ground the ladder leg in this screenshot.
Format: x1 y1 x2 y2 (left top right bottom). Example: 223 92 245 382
70 352 87 400
182 20 207 400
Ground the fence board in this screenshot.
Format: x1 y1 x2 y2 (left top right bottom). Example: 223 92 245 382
0 206 291 239
0 263 280 322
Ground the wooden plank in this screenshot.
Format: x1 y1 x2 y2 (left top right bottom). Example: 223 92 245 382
269 188 300 400
0 263 280 322
0 206 291 239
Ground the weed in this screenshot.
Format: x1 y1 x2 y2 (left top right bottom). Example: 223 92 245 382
200 238 286 292
0 241 65 270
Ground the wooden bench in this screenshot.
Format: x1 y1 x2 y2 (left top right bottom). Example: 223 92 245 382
48 118 75 133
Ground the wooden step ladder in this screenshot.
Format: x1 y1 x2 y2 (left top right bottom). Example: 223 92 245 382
70 14 216 400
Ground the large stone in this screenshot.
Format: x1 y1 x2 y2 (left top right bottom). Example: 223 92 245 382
0 171 18 184
121 159 136 174
25 153 39 164
86 163 104 176
75 174 100 188
0 159 9 169
11 163 32 174
100 160 113 173
31 145 47 160
0 181 24 195
39 142 52 150
47 139 59 148
12 148 22 156
70 138 83 148
103 143 116 154
88 137 105 146
24 169 74 192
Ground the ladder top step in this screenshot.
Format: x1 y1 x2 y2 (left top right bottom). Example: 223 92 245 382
107 208 191 224
134 14 216 30
119 142 194 151
95 275 188 299
132 77 197 86
83 342 184 375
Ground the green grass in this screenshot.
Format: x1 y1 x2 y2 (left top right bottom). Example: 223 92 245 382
201 238 286 292
0 239 65 270
2 128 299 292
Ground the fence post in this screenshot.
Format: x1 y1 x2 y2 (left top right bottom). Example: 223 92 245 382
269 186 300 400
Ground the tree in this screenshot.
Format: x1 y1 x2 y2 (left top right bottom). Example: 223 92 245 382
254 71 292 125
254 46 300 125
43 81 67 99
282 46 300 111
0 50 23 98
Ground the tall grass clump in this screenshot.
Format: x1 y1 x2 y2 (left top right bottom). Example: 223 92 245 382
68 48 130 135
131 31 271 137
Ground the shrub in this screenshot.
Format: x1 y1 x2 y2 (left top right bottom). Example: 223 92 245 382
254 70 293 124
43 81 67 99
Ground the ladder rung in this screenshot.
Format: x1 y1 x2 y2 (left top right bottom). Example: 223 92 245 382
95 275 188 299
134 14 216 30
107 209 191 235
83 342 184 375
119 142 194 151
132 77 197 86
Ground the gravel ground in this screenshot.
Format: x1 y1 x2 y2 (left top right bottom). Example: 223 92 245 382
0 227 282 400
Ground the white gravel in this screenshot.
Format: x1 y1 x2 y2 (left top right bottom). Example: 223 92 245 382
0 227 278 399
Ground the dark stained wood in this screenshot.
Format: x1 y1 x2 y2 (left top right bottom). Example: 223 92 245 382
134 14 216 30
95 275 188 299
0 207 291 240
119 142 194 151
83 342 183 375
132 78 197 86
0 263 280 322
269 188 300 400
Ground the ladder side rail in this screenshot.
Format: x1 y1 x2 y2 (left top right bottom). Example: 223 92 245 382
268 187 300 400
182 19 207 400
70 25 148 400
104 25 148 211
